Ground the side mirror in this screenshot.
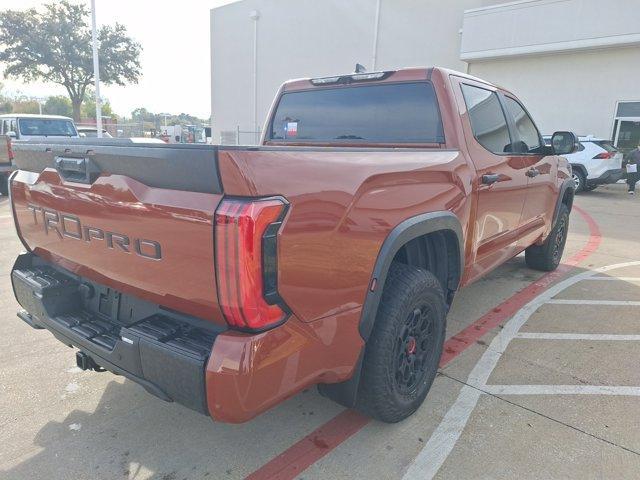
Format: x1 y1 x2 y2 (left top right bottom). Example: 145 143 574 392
551 131 579 155
6 131 16 138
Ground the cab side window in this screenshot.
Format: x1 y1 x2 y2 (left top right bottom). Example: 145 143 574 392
461 84 512 155
504 97 542 153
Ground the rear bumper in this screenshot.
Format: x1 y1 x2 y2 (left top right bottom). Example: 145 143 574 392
11 253 220 415
586 168 624 186
11 253 364 423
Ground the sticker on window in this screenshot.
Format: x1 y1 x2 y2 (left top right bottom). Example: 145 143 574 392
284 121 298 138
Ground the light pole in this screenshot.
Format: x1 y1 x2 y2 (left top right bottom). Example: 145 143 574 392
90 0 103 138
371 0 381 71
249 10 260 144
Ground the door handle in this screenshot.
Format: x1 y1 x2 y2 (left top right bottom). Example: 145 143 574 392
526 168 540 178
481 174 501 185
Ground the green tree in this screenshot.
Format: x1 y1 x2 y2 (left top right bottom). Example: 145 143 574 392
82 92 113 119
0 1 141 121
43 95 72 117
11 96 40 114
0 81 11 113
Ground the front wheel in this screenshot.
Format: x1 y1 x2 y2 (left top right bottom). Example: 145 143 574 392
572 169 586 193
356 262 446 423
525 203 570 271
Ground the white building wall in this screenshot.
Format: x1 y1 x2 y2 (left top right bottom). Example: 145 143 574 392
462 0 640 138
211 0 640 143
210 0 492 143
469 47 640 138
461 0 640 61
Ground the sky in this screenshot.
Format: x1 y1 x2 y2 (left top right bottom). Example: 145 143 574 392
0 0 239 119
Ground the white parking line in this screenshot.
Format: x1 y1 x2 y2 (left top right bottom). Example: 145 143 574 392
484 385 640 396
583 277 640 282
547 299 640 306
402 260 640 480
514 332 640 341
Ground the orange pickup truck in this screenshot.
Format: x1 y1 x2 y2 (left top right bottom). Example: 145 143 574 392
8 67 578 423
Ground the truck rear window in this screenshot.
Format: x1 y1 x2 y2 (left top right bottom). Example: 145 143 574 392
269 82 444 144
18 118 77 137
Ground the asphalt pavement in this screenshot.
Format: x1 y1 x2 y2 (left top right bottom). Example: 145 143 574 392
1 183 639 480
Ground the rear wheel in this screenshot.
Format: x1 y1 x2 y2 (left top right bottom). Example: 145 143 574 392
572 169 586 193
525 203 570 271
356 262 446 423
0 175 7 196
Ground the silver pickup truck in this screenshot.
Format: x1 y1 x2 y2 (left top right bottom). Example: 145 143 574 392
0 114 79 195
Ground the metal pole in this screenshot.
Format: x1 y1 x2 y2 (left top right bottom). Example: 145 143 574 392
249 10 260 144
91 0 103 138
371 0 381 71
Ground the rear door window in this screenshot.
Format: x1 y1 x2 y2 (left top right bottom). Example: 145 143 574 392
461 84 512 154
269 82 444 144
503 96 542 153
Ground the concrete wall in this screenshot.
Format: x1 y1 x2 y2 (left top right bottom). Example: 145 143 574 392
469 47 640 138
210 0 492 143
461 0 640 61
211 0 640 143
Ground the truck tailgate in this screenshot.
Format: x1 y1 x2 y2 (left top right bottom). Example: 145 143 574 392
10 141 225 325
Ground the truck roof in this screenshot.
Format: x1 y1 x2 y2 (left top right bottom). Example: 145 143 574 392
282 66 504 92
0 113 74 120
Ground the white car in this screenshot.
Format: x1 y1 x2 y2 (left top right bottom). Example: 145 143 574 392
544 135 624 192
77 126 113 138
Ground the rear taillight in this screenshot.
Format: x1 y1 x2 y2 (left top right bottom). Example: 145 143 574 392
6 135 13 161
215 197 289 331
593 152 613 159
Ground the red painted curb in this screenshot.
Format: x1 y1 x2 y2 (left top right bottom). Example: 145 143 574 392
246 204 601 480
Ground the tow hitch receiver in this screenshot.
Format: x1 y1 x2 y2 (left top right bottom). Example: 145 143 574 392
75 351 105 372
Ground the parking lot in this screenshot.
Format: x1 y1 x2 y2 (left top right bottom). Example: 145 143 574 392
1 183 639 480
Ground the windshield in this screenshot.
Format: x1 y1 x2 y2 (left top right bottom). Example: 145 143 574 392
269 82 444 144
18 118 77 137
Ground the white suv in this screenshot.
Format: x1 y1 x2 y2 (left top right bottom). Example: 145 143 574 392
544 135 623 192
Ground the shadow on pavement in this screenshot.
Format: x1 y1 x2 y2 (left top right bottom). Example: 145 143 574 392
1 377 339 480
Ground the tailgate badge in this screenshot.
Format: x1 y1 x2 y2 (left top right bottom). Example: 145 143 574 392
25 204 162 261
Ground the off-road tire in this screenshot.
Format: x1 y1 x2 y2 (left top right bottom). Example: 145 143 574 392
525 203 570 271
356 262 446 423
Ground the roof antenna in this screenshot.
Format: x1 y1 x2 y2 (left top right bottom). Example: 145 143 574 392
354 63 367 73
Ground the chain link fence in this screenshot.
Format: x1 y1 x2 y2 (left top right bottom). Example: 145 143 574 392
76 122 145 138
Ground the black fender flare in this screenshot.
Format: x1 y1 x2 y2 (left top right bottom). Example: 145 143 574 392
318 211 464 408
358 210 464 340
553 178 575 226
